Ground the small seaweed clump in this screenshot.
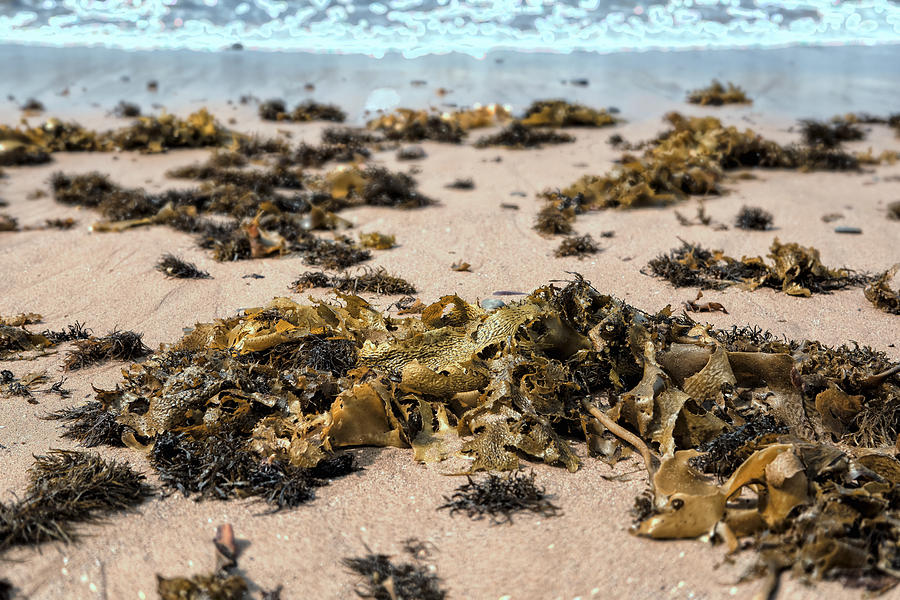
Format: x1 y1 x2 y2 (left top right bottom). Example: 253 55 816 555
113 101 141 118
646 238 870 296
800 118 865 148
366 105 510 143
439 471 559 523
0 450 152 553
156 254 211 279
157 572 247 600
293 268 416 295
519 100 618 128
865 264 900 315
474 122 574 149
686 80 752 105
359 232 395 250
63 330 152 370
258 99 346 123
46 402 127 448
554 234 600 258
734 205 774 231
344 542 446 600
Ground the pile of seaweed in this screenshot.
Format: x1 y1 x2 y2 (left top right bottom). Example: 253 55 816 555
686 80 752 106
0 314 91 361
366 105 511 143
0 450 152 553
518 100 618 128
646 238 872 297
50 164 432 265
258 99 346 123
46 276 900 592
0 110 231 164
474 122 574 149
536 112 861 233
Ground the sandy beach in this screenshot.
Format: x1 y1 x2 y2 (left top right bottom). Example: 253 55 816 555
2 44 900 600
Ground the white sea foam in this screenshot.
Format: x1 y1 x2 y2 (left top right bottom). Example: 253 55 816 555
1 0 898 56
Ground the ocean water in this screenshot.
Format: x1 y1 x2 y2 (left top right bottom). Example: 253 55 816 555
1 0 899 57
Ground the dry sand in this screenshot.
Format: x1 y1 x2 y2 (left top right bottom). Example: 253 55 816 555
1 47 900 600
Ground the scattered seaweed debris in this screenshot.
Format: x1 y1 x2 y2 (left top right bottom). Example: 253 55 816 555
0 313 42 327
46 402 127 447
734 205 774 231
359 232 395 250
156 254 211 279
0 370 46 402
450 261 471 272
536 112 860 232
344 541 446 600
50 165 428 265
646 238 871 296
0 214 18 231
112 101 141 118
686 80 752 105
20 98 44 112
445 177 474 190
0 450 152 553
396 145 426 161
367 105 510 143
683 290 727 315
258 99 346 123
294 140 370 168
554 234 600 258
42 321 91 344
63 330 151 370
800 118 865 148
293 267 416 295
474 122 574 149
44 217 77 230
0 324 55 359
519 100 618 128
865 264 900 315
157 524 251 600
439 471 559 524
888 200 900 221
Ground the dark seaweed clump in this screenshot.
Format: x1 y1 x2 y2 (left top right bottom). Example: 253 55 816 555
293 267 416 295
41 321 91 344
20 98 44 112
321 127 381 146
344 542 446 600
0 578 13 600
0 450 152 552
439 471 559 524
156 254 211 279
259 99 346 123
554 234 600 258
686 80 751 105
474 122 574 149
64 330 152 370
151 431 357 510
690 415 787 478
293 141 370 168
800 119 865 148
113 101 141 118
734 206 774 231
646 239 871 296
45 402 128 447
361 167 433 208
445 178 474 190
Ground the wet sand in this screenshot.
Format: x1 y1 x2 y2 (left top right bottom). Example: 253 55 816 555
1 46 900 599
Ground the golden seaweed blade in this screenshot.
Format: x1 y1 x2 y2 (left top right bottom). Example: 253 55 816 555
519 100 618 128
865 264 900 315
366 104 509 143
686 80 752 105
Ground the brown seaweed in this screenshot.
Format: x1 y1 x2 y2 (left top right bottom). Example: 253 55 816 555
156 254 212 279
686 80 752 105
344 542 446 600
0 450 152 552
800 118 865 148
865 264 900 315
64 330 152 370
520 100 618 128
439 471 559 523
359 232 395 250
259 99 346 123
554 234 600 258
734 205 774 230
646 238 871 296
474 122 574 149
293 267 416 295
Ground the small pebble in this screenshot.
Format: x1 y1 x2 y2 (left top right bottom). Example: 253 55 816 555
835 226 862 234
480 298 506 311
